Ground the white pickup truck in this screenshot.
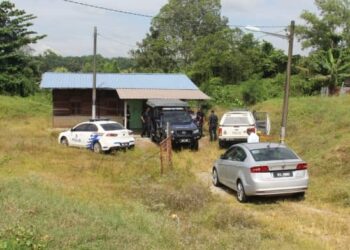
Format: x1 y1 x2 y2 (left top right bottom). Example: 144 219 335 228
218 110 271 148
218 110 256 148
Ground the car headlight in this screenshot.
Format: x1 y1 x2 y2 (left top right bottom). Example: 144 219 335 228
193 129 199 134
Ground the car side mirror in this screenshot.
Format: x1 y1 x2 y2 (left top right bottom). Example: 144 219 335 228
70 128 74 132
220 154 225 159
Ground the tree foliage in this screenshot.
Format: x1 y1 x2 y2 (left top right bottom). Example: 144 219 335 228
132 0 287 87
132 0 228 72
296 0 350 50
296 0 350 93
308 48 350 92
37 50 134 73
0 1 45 96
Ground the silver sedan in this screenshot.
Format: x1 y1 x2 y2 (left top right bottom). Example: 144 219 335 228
212 143 308 202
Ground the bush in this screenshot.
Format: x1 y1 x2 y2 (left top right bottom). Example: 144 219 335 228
242 79 269 105
201 77 244 107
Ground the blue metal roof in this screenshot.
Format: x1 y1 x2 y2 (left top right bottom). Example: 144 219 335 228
40 72 198 90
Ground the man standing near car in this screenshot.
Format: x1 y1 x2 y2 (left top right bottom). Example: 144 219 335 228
196 107 205 136
141 107 151 137
208 110 218 141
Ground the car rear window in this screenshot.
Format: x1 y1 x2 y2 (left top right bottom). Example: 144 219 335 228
250 147 299 161
223 114 251 125
101 123 124 131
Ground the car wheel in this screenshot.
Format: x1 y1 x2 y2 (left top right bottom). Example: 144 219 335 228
93 142 102 154
212 168 221 187
60 137 69 146
294 192 305 200
191 140 199 151
151 134 156 142
236 180 248 203
219 140 225 149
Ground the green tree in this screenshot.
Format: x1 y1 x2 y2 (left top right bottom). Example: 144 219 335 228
53 67 68 73
0 1 45 96
188 28 246 84
296 0 350 50
132 0 228 72
309 48 350 93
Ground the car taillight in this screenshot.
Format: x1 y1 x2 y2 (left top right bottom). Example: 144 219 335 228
296 163 308 170
106 133 118 137
218 128 222 136
250 166 269 173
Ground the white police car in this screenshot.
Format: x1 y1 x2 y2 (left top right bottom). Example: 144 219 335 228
58 119 135 153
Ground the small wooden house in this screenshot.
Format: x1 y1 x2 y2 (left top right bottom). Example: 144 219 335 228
40 73 210 128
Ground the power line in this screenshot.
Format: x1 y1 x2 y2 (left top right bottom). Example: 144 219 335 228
63 0 289 31
98 33 137 49
62 0 153 18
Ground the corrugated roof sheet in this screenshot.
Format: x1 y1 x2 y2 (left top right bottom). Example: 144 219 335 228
116 89 210 100
41 72 198 90
146 99 189 108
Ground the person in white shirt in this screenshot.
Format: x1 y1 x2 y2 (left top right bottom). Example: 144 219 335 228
247 128 259 143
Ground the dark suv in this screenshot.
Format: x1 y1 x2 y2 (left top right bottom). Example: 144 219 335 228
147 99 201 150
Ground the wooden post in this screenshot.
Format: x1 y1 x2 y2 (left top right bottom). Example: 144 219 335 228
166 122 172 167
160 143 164 175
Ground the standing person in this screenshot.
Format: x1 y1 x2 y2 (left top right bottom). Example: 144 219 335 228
247 128 259 143
208 110 218 141
196 107 205 136
141 107 151 137
126 105 131 129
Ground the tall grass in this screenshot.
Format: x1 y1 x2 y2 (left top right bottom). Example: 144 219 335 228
0 93 349 249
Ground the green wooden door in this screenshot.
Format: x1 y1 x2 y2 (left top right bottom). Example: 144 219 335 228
128 100 143 129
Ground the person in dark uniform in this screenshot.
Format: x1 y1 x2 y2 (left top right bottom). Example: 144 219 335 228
141 107 151 137
208 110 218 141
196 107 205 136
126 105 131 129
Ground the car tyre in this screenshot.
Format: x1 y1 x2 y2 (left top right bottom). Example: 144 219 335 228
219 140 225 149
191 140 199 151
237 180 248 203
294 192 305 200
60 137 69 146
93 142 102 154
212 168 221 187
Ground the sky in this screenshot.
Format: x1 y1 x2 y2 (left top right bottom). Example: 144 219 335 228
11 0 318 58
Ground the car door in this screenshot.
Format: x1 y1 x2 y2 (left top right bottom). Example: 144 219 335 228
70 123 90 147
253 112 271 135
225 147 247 188
217 147 236 186
83 123 99 149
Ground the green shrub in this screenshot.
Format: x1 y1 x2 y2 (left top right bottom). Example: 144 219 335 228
201 77 244 107
242 79 269 105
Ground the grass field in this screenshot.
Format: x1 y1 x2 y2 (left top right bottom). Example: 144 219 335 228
0 94 349 249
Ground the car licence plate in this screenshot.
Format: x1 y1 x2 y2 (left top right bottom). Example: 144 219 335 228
273 171 293 178
180 139 190 143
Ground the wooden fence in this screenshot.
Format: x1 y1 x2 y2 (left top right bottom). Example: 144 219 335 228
159 122 172 174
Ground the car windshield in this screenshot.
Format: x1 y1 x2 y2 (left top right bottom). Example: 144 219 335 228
101 123 124 131
162 111 192 124
223 115 251 125
250 147 299 161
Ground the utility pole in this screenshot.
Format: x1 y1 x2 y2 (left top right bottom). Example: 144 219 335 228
280 20 295 144
92 26 97 119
